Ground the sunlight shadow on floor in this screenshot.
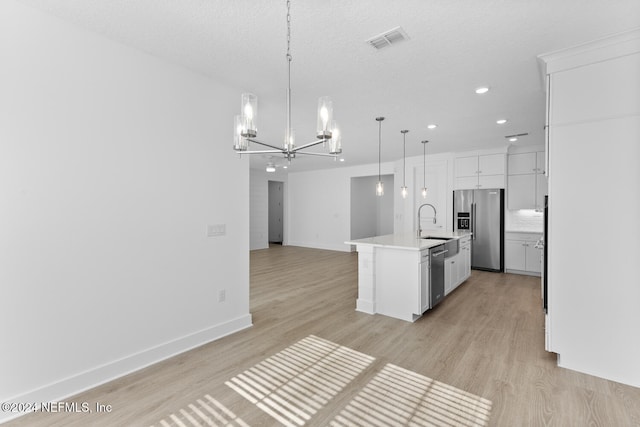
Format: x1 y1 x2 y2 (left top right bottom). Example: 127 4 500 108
328 363 492 427
151 394 249 427
225 335 375 427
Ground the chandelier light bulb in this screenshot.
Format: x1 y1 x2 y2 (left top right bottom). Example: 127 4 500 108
401 186 408 199
376 181 384 197
422 187 428 198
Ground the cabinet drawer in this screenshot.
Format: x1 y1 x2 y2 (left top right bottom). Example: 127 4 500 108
505 232 541 241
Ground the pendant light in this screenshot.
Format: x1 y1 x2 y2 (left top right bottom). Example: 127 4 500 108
400 130 409 198
421 140 429 198
375 117 385 196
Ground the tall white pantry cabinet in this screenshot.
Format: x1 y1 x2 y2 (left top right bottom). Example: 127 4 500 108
539 29 640 388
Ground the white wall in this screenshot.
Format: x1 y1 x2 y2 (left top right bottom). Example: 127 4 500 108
286 153 456 252
0 1 251 419
542 29 640 388
350 175 394 240
287 162 395 251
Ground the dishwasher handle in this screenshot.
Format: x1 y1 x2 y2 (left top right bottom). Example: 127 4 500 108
431 249 449 257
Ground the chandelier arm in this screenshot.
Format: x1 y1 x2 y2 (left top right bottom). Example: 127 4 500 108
289 139 328 152
246 139 285 151
238 150 287 155
294 151 338 158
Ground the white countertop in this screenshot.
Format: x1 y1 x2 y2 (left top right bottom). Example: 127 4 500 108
345 231 472 251
505 229 543 234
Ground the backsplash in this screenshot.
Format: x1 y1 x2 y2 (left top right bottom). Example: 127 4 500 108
506 209 543 232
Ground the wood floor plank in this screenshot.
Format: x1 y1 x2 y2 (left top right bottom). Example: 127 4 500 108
6 245 640 426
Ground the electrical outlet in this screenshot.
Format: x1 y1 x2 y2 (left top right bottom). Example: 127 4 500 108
218 289 226 303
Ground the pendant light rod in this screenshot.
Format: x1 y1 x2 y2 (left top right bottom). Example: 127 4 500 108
401 130 408 186
400 129 409 199
376 117 384 180
286 0 292 148
421 140 429 198
376 117 385 197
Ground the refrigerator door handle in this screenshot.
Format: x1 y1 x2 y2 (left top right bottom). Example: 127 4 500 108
471 203 476 240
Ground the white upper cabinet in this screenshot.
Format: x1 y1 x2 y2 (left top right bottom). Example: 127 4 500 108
479 153 506 175
455 153 506 189
507 150 547 210
508 152 537 175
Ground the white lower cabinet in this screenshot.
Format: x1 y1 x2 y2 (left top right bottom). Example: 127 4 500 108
444 257 460 296
459 239 471 282
505 232 542 275
445 236 472 296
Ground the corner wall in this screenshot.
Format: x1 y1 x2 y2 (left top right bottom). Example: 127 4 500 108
0 1 251 420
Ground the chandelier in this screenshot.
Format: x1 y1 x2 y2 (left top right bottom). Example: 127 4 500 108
233 0 342 162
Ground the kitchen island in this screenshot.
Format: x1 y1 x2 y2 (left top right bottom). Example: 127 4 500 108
345 231 472 322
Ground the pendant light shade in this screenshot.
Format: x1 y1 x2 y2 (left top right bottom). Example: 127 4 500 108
317 97 334 139
401 130 409 199
376 117 385 196
421 140 429 198
240 93 257 138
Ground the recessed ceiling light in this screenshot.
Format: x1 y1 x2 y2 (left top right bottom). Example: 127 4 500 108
508 137 518 142
475 87 490 94
496 119 508 124
427 124 437 129
339 158 345 162
282 165 288 169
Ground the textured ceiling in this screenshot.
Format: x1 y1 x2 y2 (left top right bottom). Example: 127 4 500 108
18 0 640 172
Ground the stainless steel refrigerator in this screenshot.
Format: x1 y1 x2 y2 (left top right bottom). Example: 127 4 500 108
453 189 504 272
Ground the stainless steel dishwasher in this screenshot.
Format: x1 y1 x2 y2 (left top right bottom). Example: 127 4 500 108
429 244 447 308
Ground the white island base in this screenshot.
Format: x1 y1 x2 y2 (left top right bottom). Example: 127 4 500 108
346 233 471 322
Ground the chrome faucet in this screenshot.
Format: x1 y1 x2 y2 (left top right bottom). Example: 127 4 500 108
417 203 437 237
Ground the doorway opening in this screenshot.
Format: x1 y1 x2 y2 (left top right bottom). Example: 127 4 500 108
268 180 284 244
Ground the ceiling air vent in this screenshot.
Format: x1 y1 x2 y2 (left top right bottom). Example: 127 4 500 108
366 26 409 50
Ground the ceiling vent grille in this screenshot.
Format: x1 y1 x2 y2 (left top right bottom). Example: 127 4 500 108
366 27 409 50
505 133 529 139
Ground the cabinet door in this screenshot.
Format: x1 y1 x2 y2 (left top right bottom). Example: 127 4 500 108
479 154 505 175
536 151 546 174
479 174 505 189
455 156 479 177
461 244 471 281
508 152 537 175
456 251 467 286
536 173 548 210
508 174 536 209
505 240 526 270
444 258 454 296
455 176 479 190
525 244 542 273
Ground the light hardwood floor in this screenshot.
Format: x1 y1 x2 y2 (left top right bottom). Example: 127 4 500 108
8 245 640 426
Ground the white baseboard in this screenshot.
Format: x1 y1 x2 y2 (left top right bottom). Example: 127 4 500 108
0 314 253 424
286 241 351 252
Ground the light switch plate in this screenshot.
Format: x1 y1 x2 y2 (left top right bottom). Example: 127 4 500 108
207 224 226 237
